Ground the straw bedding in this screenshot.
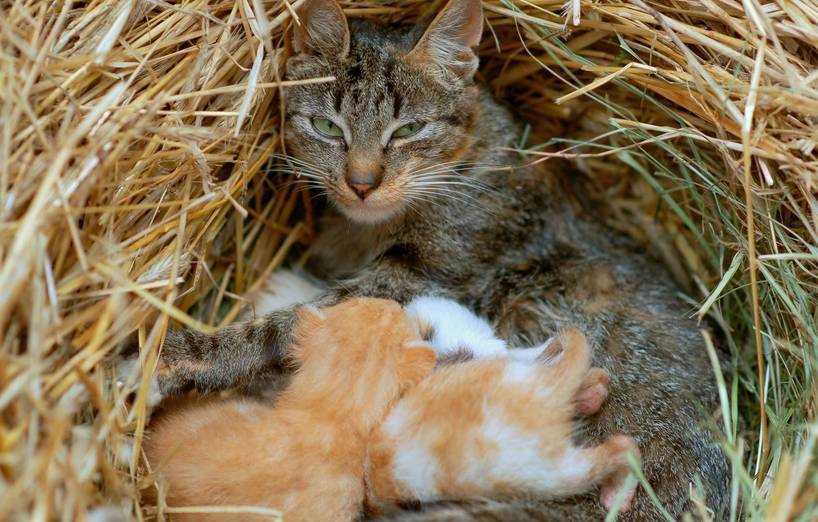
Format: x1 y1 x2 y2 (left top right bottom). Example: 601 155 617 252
1 0 816 519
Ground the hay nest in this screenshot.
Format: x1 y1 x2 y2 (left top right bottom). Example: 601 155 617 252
1 0 816 519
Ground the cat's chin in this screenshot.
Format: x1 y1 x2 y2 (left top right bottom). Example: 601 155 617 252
335 200 405 225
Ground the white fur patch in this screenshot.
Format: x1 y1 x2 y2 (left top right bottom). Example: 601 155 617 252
300 303 326 319
392 437 441 500
501 360 538 385
556 447 593 485
509 337 556 362
479 407 560 491
382 402 413 438
476 407 594 497
232 401 258 418
250 269 324 315
405 296 508 358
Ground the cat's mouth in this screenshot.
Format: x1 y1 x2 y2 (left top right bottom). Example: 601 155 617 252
333 183 407 225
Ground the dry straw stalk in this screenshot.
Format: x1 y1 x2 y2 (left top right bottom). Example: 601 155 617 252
0 0 816 519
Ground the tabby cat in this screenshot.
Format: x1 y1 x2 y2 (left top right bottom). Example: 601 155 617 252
143 0 729 519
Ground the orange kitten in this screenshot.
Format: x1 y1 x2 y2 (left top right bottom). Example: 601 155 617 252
368 298 639 515
144 298 436 522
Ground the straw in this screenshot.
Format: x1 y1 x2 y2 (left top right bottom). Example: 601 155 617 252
1 0 816 519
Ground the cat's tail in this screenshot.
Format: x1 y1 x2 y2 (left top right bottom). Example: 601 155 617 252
539 328 591 399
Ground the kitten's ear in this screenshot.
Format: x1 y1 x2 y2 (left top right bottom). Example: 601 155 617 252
398 342 437 388
406 0 483 81
291 0 350 59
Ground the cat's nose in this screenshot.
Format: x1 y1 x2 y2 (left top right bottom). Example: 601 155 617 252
345 172 382 200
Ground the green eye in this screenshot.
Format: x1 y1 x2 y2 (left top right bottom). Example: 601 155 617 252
311 117 344 138
392 121 425 139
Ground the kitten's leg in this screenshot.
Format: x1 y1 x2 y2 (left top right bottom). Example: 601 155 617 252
538 328 592 402
579 435 640 512
135 261 439 400
526 436 638 514
509 337 609 417
573 368 610 416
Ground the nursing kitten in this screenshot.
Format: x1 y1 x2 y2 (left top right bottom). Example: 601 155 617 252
144 298 436 522
405 295 610 415
142 0 729 519
366 328 637 516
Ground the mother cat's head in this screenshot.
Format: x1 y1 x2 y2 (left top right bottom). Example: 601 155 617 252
283 0 487 224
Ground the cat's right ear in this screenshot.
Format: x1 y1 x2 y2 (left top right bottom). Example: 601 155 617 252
291 0 350 59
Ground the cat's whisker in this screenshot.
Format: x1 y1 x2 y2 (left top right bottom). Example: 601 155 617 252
411 160 498 175
411 170 498 191
269 154 331 178
405 185 498 216
265 167 320 177
403 187 487 212
411 179 492 190
270 153 324 169
409 179 497 198
266 166 329 181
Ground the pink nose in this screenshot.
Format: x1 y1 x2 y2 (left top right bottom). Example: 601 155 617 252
346 173 381 200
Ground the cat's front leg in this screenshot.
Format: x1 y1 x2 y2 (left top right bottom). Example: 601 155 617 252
124 259 440 402
122 303 317 400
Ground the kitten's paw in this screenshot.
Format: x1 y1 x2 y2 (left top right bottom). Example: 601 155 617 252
601 479 637 513
115 356 164 408
574 368 610 416
599 435 640 513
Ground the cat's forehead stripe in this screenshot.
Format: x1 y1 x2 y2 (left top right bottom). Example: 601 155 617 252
341 49 393 111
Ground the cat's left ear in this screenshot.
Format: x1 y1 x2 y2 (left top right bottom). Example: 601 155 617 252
406 0 483 81
291 0 350 59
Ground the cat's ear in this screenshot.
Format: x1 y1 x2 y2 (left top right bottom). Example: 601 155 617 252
398 341 437 388
291 0 350 59
406 0 483 81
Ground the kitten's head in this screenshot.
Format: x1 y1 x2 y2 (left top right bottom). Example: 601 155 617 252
292 298 436 424
283 0 484 224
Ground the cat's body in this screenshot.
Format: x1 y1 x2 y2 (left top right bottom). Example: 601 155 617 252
144 298 436 522
147 0 730 519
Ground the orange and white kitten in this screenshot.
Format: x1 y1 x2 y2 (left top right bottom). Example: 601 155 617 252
367 296 639 514
144 298 436 522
